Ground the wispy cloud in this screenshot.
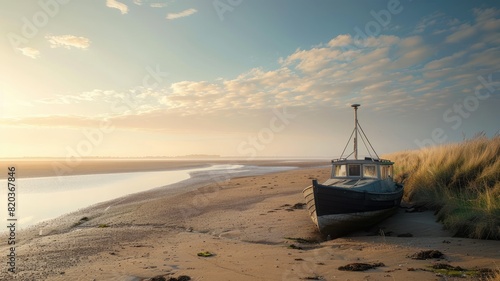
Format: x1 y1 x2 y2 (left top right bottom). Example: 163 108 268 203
446 23 476 43
150 2 168 8
425 51 466 70
327 34 353 47
0 115 100 129
445 7 500 44
46 35 91 49
106 0 128 14
134 0 168 8
413 12 445 34
166 8 197 20
17 47 40 59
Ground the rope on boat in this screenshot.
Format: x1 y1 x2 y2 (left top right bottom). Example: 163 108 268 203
357 121 380 160
339 120 380 160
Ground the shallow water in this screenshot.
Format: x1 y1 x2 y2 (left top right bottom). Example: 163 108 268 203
0 164 293 229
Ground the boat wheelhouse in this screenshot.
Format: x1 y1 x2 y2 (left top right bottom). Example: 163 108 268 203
331 157 394 181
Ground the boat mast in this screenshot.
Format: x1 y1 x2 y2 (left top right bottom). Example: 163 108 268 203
351 104 360 160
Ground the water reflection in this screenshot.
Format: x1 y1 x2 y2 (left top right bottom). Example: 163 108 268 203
0 165 294 229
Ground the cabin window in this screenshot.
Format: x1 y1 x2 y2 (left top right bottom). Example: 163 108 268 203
334 165 346 177
363 165 377 178
381 165 393 179
348 164 361 177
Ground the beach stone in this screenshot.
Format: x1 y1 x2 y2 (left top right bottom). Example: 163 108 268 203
338 262 385 271
408 250 444 260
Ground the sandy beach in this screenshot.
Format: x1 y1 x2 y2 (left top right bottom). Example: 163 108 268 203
1 164 499 280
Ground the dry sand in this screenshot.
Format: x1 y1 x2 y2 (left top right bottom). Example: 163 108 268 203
0 165 499 280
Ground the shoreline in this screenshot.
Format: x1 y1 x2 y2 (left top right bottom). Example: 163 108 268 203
4 163 302 231
0 165 498 280
0 159 327 179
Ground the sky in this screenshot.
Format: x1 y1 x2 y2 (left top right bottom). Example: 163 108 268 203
0 0 499 159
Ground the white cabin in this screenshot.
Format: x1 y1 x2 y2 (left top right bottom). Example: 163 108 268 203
330 157 394 180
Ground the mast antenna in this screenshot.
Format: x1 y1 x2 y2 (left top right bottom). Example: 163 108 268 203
351 104 360 160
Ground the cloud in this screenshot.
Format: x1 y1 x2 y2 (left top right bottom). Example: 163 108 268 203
362 35 400 47
328 34 352 47
474 7 500 30
446 23 476 43
465 47 500 69
166 8 197 20
46 35 91 49
425 51 466 70
445 7 500 44
17 47 40 59
414 12 445 34
7 7 499 132
390 36 432 68
284 47 343 73
134 0 168 7
0 115 100 128
106 0 128 14
150 2 167 8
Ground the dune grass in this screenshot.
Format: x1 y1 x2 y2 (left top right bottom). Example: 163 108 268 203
489 269 500 281
385 134 500 240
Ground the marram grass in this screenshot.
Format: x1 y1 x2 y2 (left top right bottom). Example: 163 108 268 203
385 135 500 240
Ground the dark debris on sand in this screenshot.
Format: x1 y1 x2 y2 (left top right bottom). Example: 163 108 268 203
280 202 306 212
408 250 444 260
169 276 191 281
285 237 319 244
338 262 385 271
293 202 306 209
432 263 465 271
288 244 303 250
303 276 324 280
144 275 191 281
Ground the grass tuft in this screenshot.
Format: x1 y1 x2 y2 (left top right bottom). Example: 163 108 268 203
197 251 214 257
487 266 500 281
385 134 500 240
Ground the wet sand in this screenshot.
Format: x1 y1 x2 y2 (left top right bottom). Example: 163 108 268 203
0 165 498 280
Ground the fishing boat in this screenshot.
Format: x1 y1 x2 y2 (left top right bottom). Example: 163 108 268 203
303 104 404 237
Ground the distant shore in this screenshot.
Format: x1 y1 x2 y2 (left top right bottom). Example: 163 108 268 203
0 158 328 179
0 163 498 280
